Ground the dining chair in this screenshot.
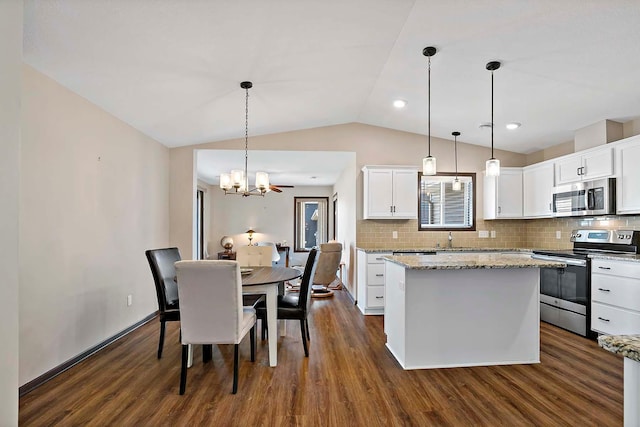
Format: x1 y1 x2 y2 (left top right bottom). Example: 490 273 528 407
145 247 182 359
257 241 280 264
174 260 256 395
255 248 318 356
311 241 343 297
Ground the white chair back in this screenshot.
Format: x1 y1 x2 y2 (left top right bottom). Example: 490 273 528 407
257 241 280 263
175 260 252 345
236 245 272 267
313 241 343 286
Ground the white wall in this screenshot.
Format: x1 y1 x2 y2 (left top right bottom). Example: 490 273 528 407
209 185 333 267
0 1 22 423
19 66 170 385
333 155 357 295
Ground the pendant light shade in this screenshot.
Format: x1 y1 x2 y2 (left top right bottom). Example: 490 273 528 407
422 46 437 175
485 61 501 177
451 131 462 191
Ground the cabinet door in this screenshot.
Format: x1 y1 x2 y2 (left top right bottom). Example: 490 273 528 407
496 169 523 218
582 147 613 180
554 155 583 185
616 137 640 214
523 162 554 217
391 169 418 219
364 169 393 218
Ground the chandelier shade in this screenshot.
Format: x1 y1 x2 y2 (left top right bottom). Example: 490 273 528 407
220 81 270 196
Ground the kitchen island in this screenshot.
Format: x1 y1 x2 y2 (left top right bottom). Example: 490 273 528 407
384 253 564 370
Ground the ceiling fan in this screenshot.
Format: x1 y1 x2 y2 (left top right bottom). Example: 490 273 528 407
269 184 294 193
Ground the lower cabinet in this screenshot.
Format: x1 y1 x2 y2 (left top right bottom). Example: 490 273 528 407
591 258 640 335
356 250 390 315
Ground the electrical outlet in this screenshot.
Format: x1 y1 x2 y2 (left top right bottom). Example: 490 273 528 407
127 294 133 306
392 231 398 239
478 230 489 238
490 230 496 238
556 230 562 239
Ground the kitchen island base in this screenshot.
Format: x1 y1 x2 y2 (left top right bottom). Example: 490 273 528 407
385 262 540 370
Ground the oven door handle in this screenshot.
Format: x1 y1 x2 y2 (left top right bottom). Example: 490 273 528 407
531 254 587 267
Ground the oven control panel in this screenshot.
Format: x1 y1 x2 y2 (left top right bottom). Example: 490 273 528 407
570 229 638 245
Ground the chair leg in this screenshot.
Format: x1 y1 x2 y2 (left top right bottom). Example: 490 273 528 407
158 320 166 359
250 326 256 362
232 344 239 394
305 319 310 342
261 318 267 340
180 344 188 395
300 319 309 357
203 344 212 363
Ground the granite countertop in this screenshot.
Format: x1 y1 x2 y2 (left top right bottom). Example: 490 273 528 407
383 252 565 270
356 247 533 253
589 253 640 263
598 335 640 362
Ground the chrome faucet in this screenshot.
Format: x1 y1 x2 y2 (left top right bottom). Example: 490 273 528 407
448 232 453 248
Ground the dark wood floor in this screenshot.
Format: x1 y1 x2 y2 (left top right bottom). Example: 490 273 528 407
20 290 623 426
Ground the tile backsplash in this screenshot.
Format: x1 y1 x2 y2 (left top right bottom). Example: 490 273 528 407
357 215 640 250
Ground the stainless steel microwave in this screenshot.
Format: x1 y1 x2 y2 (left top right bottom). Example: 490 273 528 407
552 178 616 217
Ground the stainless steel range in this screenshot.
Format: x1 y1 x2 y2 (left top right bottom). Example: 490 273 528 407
532 229 640 337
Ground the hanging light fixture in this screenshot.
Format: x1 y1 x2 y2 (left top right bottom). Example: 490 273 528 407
452 131 462 191
485 61 501 177
220 81 270 196
422 46 437 175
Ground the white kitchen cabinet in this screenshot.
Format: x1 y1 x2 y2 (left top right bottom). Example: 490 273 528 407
591 258 640 335
554 146 614 185
483 167 523 219
362 166 418 219
523 161 554 218
356 250 389 315
615 135 640 214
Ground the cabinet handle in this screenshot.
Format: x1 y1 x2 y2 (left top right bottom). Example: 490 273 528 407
597 317 610 322
390 206 393 213
375 274 384 277
577 167 581 176
375 296 384 299
581 166 586 175
597 288 611 292
598 266 611 270
498 206 502 214
393 206 396 213
375 257 383 261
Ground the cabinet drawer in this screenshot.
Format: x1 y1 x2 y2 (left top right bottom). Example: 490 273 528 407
367 286 384 307
592 259 640 279
592 274 640 310
591 303 640 335
367 253 390 264
367 263 385 285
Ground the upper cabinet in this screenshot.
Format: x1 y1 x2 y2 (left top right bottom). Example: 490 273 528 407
615 135 640 214
554 146 614 185
483 167 523 219
362 166 418 219
523 161 554 218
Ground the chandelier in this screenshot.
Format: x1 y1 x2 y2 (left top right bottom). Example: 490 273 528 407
220 81 270 196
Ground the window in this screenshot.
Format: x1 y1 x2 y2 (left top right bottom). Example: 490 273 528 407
294 197 328 252
418 172 475 231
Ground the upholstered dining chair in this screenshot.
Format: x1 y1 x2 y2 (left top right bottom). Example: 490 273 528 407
311 241 343 297
236 245 272 267
145 247 182 359
257 241 280 264
255 248 318 356
174 260 256 395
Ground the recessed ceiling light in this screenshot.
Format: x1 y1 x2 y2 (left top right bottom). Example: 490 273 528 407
506 122 521 130
393 99 407 109
479 122 493 129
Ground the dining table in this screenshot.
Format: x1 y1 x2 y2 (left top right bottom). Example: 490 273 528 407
186 265 302 368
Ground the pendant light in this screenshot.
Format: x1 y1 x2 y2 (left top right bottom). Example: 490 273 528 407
452 131 462 191
220 81 270 196
422 46 437 175
485 61 501 177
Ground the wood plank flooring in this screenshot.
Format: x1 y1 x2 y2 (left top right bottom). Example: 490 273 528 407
20 290 623 426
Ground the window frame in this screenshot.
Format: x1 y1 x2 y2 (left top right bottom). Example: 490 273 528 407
418 172 476 231
293 196 329 252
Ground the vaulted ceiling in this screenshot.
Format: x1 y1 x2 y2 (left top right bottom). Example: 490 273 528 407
24 0 640 154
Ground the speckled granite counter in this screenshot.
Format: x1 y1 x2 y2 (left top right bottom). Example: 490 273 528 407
589 253 640 263
384 253 565 270
598 334 640 425
356 247 533 253
598 335 640 362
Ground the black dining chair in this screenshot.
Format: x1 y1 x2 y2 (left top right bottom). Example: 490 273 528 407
255 248 318 356
145 247 182 359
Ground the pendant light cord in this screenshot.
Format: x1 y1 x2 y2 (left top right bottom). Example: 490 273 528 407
491 70 494 159
454 134 458 177
244 85 249 189
428 55 431 157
